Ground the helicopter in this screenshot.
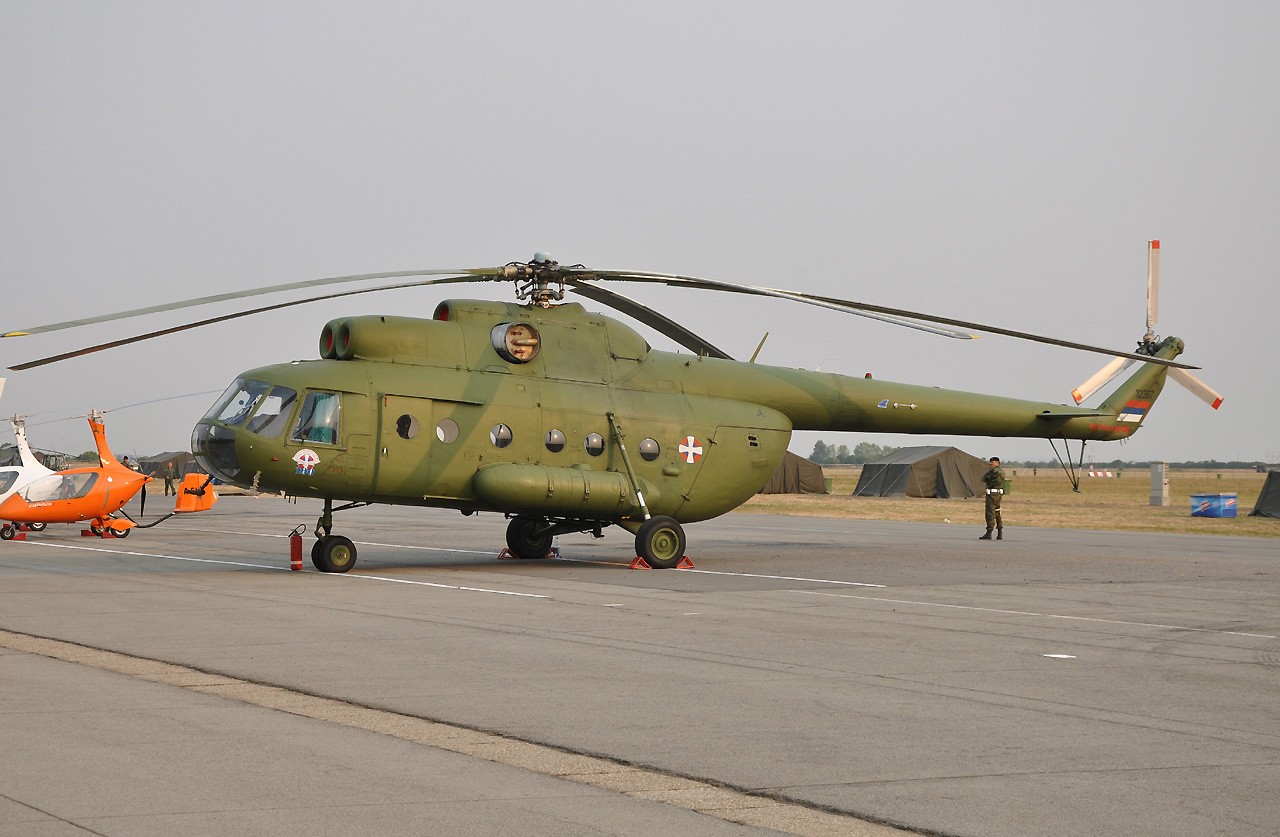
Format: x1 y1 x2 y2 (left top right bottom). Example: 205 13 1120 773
3 244 1219 570
0 410 217 540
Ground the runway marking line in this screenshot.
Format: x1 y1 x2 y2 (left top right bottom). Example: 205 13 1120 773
14 541 546 599
0 628 909 837
798 591 1277 640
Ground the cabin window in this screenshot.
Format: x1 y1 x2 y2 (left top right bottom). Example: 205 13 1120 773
0 472 17 494
639 438 660 461
491 322 542 363
395 414 420 440
291 391 342 446
245 386 298 438
435 418 459 443
585 433 605 456
489 423 513 448
544 429 566 453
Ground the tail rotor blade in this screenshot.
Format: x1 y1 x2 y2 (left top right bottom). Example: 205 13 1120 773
1168 367 1224 409
1146 239 1160 338
1072 357 1132 405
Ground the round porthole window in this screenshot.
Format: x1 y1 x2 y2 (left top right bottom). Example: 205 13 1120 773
396 414 419 440
639 438 660 461
435 418 459 443
490 423 513 448
584 433 605 457
545 429 566 453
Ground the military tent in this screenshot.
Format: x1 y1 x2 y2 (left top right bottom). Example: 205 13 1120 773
853 445 989 498
1250 470 1280 518
758 451 828 494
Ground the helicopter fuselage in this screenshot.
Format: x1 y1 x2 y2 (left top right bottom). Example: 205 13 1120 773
191 299 1177 532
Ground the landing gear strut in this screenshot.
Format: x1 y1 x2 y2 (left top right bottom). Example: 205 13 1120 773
634 515 686 569
310 498 368 573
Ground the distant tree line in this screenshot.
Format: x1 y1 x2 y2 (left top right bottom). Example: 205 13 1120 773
808 440 901 465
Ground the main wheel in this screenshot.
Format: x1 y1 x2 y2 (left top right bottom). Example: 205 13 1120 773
312 535 357 573
505 515 553 560
109 526 130 538
635 515 686 569
28 522 47 532
0 524 15 540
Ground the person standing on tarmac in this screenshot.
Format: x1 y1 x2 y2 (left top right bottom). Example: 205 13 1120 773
979 456 1005 540
163 461 176 496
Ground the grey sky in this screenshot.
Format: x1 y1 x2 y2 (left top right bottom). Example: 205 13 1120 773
3 2 1277 464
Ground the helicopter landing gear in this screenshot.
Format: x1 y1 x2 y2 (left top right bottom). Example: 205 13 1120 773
505 515 554 560
312 535 357 573
635 515 686 570
308 498 368 573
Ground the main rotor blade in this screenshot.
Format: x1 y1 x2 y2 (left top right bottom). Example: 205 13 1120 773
1 267 505 338
565 268 1199 369
1168 367 1224 409
8 274 492 371
562 279 734 359
566 269 977 340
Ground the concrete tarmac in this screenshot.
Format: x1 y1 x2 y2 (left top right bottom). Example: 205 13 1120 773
2 495 1277 836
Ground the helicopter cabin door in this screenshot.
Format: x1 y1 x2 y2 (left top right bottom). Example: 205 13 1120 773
375 394 434 498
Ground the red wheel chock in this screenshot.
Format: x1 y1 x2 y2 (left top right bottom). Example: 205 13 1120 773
629 556 695 570
497 546 561 560
3 531 26 541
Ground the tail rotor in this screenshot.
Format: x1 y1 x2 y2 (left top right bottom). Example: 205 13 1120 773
1071 240 1222 409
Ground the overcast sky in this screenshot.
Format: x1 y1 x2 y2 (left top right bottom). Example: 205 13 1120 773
3 2 1277 466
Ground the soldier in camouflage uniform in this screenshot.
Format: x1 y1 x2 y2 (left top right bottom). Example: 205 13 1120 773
979 456 1005 540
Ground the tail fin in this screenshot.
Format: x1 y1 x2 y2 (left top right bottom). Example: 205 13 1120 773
174 473 218 513
87 410 122 468
1094 336 1182 437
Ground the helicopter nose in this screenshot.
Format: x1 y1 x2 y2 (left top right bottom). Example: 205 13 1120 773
191 422 241 483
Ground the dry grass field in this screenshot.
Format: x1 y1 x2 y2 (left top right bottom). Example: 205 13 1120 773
742 466 1280 538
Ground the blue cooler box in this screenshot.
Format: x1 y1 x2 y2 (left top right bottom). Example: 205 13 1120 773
1191 493 1237 518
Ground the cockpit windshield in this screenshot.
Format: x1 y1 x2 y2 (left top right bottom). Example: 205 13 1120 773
204 379 272 427
20 472 99 502
245 386 298 438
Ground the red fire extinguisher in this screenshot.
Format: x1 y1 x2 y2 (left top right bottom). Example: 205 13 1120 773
289 525 305 571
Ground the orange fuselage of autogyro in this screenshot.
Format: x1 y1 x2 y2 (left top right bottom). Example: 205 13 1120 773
0 415 150 525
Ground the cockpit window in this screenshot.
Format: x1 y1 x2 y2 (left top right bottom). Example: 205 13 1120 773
205 379 273 427
491 323 541 363
0 472 18 495
291 391 341 445
245 386 298 438
21 472 99 502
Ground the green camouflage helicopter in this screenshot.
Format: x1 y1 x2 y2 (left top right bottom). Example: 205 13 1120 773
5 243 1219 571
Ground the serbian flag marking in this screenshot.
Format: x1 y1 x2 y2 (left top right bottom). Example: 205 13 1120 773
1117 399 1151 423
